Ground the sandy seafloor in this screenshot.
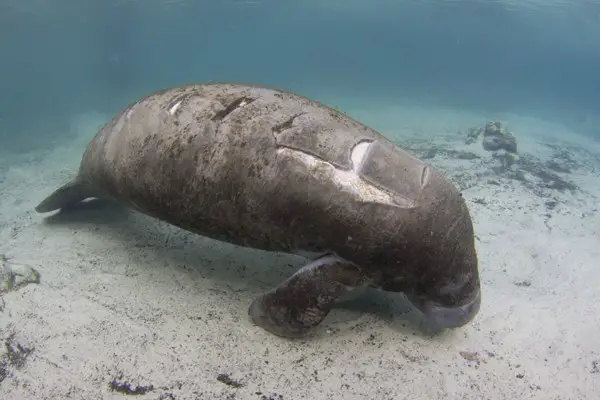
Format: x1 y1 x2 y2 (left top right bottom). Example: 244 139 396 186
0 103 599 400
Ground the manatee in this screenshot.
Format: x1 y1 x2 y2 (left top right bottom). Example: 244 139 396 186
35 83 481 338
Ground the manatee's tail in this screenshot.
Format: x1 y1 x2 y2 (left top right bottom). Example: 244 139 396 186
35 180 93 213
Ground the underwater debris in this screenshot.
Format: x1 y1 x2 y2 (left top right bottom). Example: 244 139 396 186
491 149 519 174
544 144 583 174
465 121 519 170
109 374 155 395
454 151 480 160
465 120 518 153
0 332 35 383
514 280 532 287
462 122 578 193
255 393 285 400
459 351 480 362
546 160 571 173
465 127 482 145
482 121 518 153
518 155 578 192
0 254 41 295
216 373 245 388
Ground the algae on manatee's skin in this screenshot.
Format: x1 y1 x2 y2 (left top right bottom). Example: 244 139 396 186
0 254 41 295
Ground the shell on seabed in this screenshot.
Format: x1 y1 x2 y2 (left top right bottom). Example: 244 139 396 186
0 254 41 295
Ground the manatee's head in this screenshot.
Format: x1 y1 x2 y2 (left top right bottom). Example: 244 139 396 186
403 169 482 330
406 237 481 330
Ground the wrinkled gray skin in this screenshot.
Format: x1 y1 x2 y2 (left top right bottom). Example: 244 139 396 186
35 83 481 338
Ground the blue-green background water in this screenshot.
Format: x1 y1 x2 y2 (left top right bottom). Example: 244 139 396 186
1 0 599 152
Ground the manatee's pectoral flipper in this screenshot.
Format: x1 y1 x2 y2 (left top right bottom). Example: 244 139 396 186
248 254 370 338
35 180 94 213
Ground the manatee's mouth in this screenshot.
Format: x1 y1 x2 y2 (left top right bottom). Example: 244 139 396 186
408 289 481 329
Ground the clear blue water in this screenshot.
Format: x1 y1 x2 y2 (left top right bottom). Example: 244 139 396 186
1 0 600 151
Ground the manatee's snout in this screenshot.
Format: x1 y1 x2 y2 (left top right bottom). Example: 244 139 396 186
409 177 481 330
415 289 481 329
407 256 482 330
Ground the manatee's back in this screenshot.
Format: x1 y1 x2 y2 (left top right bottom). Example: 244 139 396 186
74 83 444 252
37 83 451 257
